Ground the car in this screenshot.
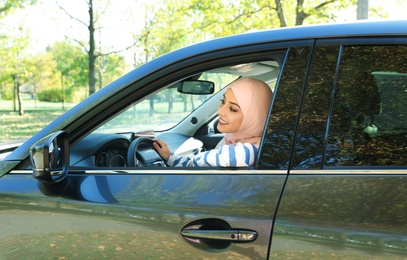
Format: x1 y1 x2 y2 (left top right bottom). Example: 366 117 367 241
1 20 407 259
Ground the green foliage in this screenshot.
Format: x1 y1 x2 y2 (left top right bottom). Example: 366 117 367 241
68 87 87 103
0 24 31 112
136 0 359 63
0 34 126 105
96 53 127 89
0 38 89 104
0 0 37 17
47 41 89 88
36 86 86 103
37 88 63 102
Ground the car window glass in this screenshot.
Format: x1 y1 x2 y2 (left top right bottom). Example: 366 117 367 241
326 45 407 166
259 46 312 169
291 45 340 169
95 72 238 133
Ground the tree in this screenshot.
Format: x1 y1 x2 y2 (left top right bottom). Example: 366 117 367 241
48 41 88 88
0 0 37 114
24 51 60 105
0 26 30 115
0 0 36 16
56 0 134 96
96 53 126 90
46 41 88 104
55 0 98 96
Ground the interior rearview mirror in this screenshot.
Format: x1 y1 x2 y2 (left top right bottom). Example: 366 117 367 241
30 130 69 183
177 80 215 95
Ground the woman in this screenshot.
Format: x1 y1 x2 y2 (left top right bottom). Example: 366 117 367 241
153 77 273 167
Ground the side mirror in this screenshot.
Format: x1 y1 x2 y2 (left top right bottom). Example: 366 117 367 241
177 80 215 95
30 131 69 184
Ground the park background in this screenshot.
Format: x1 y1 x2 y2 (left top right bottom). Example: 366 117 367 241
0 0 405 144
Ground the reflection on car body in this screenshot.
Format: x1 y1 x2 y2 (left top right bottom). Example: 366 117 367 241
1 20 407 259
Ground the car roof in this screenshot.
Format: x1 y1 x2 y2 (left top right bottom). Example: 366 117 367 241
195 19 406 44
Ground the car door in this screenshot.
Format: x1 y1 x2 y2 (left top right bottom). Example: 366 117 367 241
0 42 313 259
269 38 407 258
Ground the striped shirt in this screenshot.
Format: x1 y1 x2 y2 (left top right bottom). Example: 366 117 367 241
166 142 259 167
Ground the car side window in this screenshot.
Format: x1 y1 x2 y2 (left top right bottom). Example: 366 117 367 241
326 45 407 166
259 46 312 169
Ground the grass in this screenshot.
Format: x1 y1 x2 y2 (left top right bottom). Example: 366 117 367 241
0 99 75 144
0 98 198 144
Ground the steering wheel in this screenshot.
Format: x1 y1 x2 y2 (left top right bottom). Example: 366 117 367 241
127 137 163 167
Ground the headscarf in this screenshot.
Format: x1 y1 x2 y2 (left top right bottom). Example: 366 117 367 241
222 78 273 145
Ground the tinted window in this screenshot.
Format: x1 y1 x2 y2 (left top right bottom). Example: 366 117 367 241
326 45 407 166
292 45 340 169
259 47 312 169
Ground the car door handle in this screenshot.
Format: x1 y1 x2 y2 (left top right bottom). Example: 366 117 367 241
181 229 258 242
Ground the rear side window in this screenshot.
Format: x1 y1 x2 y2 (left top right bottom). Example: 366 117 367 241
326 45 407 166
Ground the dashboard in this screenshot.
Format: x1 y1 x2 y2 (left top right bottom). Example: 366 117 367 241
95 144 128 167
70 133 130 167
70 132 203 168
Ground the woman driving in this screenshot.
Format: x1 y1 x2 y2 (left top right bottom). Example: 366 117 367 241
153 77 273 167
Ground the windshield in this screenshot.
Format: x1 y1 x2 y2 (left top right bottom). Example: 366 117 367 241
95 72 239 134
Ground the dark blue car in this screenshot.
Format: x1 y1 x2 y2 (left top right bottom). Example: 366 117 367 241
1 20 407 259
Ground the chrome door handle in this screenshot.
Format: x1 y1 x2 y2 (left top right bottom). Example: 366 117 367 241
181 229 258 242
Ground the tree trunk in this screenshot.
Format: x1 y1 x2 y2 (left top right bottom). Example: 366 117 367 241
61 73 65 110
88 0 97 96
149 98 155 116
16 77 24 116
357 0 369 20
274 0 287 27
97 60 103 91
295 0 306 26
167 91 173 114
183 96 188 112
13 75 16 111
190 96 195 111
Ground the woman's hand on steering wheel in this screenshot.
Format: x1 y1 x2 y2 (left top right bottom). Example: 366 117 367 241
153 138 171 161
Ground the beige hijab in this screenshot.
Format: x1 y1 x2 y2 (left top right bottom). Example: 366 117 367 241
222 78 273 145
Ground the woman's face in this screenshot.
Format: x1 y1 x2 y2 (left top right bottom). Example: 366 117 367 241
217 88 244 133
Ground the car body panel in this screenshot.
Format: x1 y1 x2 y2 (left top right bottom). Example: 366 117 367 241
1 171 285 258
271 170 407 259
